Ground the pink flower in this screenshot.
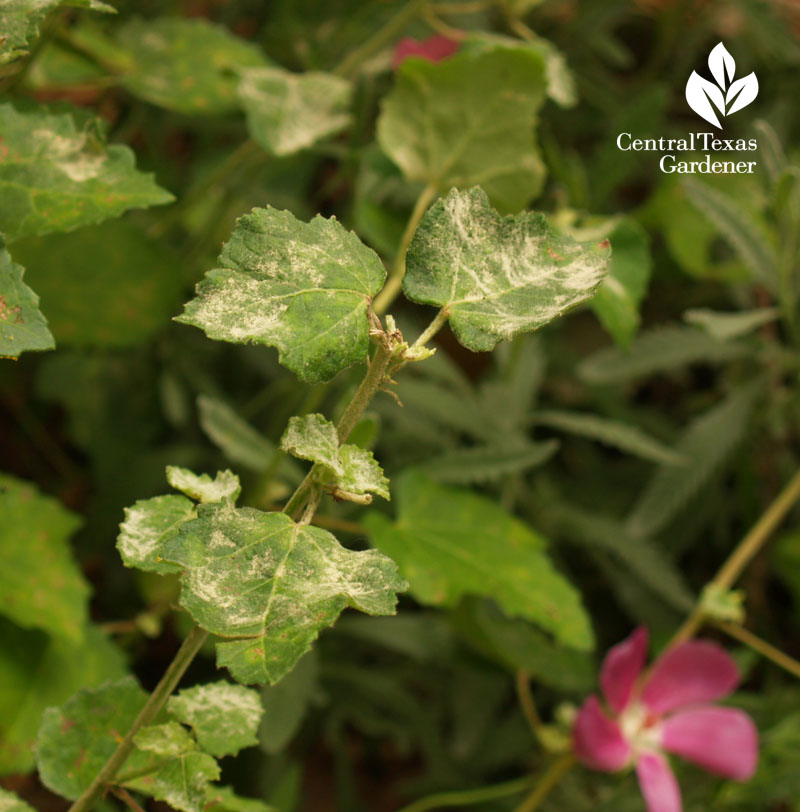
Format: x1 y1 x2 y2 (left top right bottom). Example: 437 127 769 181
573 627 758 812
391 34 460 70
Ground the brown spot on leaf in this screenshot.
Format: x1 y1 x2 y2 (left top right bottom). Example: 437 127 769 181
548 247 564 261
598 239 611 250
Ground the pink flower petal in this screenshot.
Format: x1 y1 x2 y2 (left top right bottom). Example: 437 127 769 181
641 641 739 715
601 627 649 714
392 35 460 70
661 706 758 780
572 695 631 772
636 751 682 812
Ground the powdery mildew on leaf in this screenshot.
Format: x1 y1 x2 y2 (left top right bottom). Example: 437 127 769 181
0 1 61 64
405 187 610 352
238 67 351 156
134 721 196 757
126 747 219 812
166 466 241 503
161 504 406 684
117 494 196 574
177 207 386 383
168 681 263 757
0 238 54 357
0 103 173 240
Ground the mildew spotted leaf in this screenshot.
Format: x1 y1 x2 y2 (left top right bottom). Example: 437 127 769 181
0 103 173 240
166 466 241 504
134 721 195 758
238 67 351 156
176 207 386 383
0 238 54 358
117 494 196 574
377 46 548 212
168 681 263 757
404 187 610 352
281 414 389 500
364 471 593 650
161 504 406 684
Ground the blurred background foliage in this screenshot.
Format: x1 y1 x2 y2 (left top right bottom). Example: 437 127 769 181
2 0 800 810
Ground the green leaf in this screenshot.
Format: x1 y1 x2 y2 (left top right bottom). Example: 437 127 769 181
280 414 389 500
161 504 405 684
625 385 759 538
0 103 173 240
176 207 386 383
35 677 152 799
10 220 183 348
0 619 126 775
377 46 548 212
168 681 263 757
364 472 593 650
238 67 351 156
589 219 651 348
0 238 54 358
204 786 278 812
134 721 195 757
404 187 610 352
416 441 559 484
0 473 88 641
116 18 269 115
578 326 752 385
126 749 219 812
534 410 684 466
0 1 59 64
683 306 780 341
166 466 241 504
0 788 35 812
117 494 196 575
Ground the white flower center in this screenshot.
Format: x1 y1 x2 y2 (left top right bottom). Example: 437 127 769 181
618 701 662 759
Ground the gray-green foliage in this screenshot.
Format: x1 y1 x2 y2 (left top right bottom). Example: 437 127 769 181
405 188 610 352
166 466 241 503
377 46 548 212
177 206 386 383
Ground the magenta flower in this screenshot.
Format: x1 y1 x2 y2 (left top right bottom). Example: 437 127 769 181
573 627 758 812
391 34 460 70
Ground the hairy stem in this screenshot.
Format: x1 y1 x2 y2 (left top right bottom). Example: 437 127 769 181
511 754 575 812
412 307 450 349
67 626 209 812
670 467 800 647
373 183 438 315
395 776 533 812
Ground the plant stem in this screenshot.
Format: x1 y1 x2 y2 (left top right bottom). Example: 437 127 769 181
333 0 428 78
395 776 533 812
511 754 575 812
411 307 450 349
717 621 800 680
373 183 438 316
67 626 209 812
110 788 147 812
670 468 800 647
515 670 545 747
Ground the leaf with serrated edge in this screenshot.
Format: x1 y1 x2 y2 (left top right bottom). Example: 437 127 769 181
117 494 196 574
0 103 173 240
0 238 54 358
134 722 195 757
364 472 593 650
125 750 219 812
0 1 59 64
377 46 547 212
239 67 351 156
405 188 610 352
0 474 88 641
161 504 406 684
166 466 241 503
338 445 389 499
176 207 386 383
0 788 35 812
168 681 263 757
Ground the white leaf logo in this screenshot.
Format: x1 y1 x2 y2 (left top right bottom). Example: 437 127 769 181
685 42 758 128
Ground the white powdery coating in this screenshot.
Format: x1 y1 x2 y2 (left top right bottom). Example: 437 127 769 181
280 413 341 473
118 496 195 569
166 466 240 503
31 127 105 182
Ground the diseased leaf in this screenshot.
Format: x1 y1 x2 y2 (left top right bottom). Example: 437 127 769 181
166 466 241 504
280 414 389 500
404 187 610 352
625 385 759 538
176 207 386 383
0 788 35 812
0 1 59 64
161 503 405 684
0 619 126 775
126 749 219 812
168 681 263 757
117 494 196 575
116 18 268 115
239 67 351 156
0 238 54 358
0 103 173 240
364 472 593 650
0 474 88 641
377 46 548 212
534 410 684 466
578 325 753 385
134 721 195 757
